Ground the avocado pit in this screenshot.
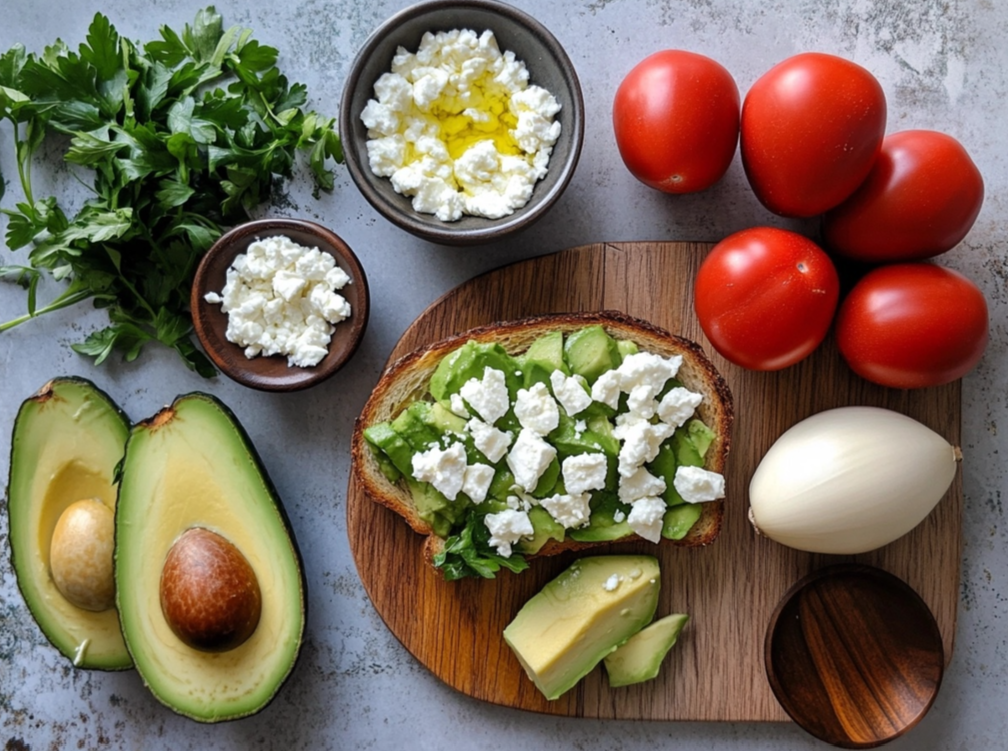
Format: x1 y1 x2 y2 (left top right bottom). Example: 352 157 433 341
159 527 262 652
49 498 116 612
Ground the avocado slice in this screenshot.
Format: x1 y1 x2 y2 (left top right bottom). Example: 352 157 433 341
406 477 468 536
603 613 689 687
521 331 569 388
391 402 441 451
427 402 467 434
686 418 716 459
616 339 639 359
363 423 412 479
503 555 660 700
662 504 704 540
567 492 632 542
514 506 565 555
7 378 131 670
429 341 520 402
114 394 305 722
563 325 621 384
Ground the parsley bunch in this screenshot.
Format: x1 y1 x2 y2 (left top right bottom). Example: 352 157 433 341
0 7 342 375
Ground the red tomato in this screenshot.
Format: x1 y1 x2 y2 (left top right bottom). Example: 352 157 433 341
823 130 984 262
613 50 739 194
694 227 840 370
836 264 988 388
741 52 887 217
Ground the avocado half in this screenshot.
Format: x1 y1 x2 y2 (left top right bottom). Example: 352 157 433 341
114 393 306 722
7 377 132 670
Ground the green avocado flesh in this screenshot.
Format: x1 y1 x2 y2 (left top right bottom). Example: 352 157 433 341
115 394 305 723
7 378 131 670
603 613 689 687
503 555 661 700
364 327 721 579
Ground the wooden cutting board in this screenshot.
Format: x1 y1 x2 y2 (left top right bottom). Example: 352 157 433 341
345 242 962 721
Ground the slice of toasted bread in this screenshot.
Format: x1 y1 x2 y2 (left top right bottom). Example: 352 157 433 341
351 311 733 566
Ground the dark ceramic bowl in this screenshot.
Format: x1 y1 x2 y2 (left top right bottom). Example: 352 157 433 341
765 564 944 749
191 219 369 391
339 0 584 246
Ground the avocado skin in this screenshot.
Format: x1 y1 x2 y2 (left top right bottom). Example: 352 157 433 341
115 392 307 723
7 376 132 670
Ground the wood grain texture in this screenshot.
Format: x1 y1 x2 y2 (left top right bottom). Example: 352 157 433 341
345 242 962 721
765 564 944 747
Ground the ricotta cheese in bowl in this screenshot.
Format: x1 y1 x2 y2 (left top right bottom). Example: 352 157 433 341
360 28 562 221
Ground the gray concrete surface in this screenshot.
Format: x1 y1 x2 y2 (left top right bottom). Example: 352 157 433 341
1 0 1006 748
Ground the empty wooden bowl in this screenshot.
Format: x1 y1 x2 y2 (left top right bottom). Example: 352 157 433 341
191 218 369 391
765 564 944 749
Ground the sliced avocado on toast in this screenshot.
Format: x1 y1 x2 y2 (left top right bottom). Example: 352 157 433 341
353 311 733 580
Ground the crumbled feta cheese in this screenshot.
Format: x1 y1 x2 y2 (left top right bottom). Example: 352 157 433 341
613 509 627 524
673 466 726 504
613 413 674 476
549 371 592 416
618 466 667 504
462 463 494 504
411 442 468 501
449 393 470 418
459 367 510 425
591 369 621 410
506 428 557 493
562 453 608 495
514 381 559 435
466 418 512 463
575 419 587 434
627 496 667 543
484 508 534 557
271 269 307 302
658 387 703 429
203 235 352 368
615 352 683 418
361 28 561 222
505 493 533 512
539 492 591 529
602 573 621 592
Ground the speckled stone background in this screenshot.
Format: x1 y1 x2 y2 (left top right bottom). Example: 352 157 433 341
1 0 1005 748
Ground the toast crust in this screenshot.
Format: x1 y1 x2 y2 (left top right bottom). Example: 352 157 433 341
351 311 734 566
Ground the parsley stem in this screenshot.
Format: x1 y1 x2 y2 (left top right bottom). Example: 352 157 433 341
258 90 284 127
114 271 158 321
13 121 35 207
0 288 94 332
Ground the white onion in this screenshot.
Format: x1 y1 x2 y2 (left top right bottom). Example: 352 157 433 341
748 406 960 554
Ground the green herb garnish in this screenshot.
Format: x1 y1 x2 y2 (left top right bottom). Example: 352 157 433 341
0 7 343 375
433 509 530 581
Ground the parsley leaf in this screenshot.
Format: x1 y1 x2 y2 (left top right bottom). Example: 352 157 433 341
0 6 343 374
433 509 530 581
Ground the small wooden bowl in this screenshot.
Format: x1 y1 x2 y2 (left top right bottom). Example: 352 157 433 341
765 564 944 749
191 219 369 391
